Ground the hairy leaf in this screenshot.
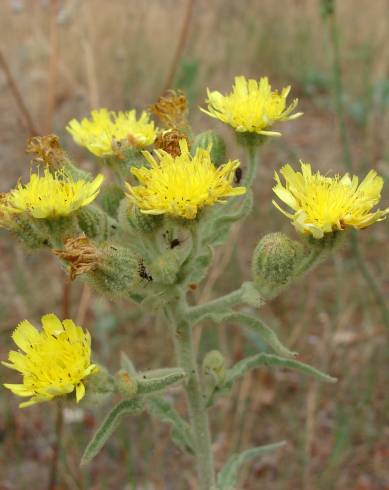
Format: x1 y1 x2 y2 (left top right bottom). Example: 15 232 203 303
147 396 194 453
217 441 286 488
81 398 144 466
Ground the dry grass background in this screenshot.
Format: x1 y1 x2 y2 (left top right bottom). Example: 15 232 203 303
0 1 388 489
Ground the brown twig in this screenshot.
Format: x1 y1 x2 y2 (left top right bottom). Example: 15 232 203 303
0 48 39 136
162 0 195 93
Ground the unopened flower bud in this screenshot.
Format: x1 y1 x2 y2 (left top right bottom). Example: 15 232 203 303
252 232 304 298
129 205 164 233
202 350 226 387
77 205 118 241
114 370 138 398
150 249 182 285
100 184 125 219
192 131 226 167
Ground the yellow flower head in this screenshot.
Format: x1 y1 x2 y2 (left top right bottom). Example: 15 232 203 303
1 168 104 219
2 314 98 407
67 108 157 157
126 140 246 219
273 162 388 239
201 76 302 136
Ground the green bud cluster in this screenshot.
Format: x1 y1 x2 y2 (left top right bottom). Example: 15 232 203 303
13 215 50 250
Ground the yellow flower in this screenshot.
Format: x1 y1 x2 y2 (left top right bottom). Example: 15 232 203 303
67 108 157 157
126 140 246 219
1 169 104 219
201 76 302 136
273 162 388 239
2 314 98 407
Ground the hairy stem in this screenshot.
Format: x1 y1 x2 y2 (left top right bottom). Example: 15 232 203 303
166 295 215 489
244 145 259 188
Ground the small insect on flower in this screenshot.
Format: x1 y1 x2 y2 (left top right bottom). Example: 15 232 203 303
2 314 98 407
272 162 389 239
201 76 303 136
137 258 153 282
67 108 157 157
126 139 246 220
0 168 104 219
234 167 243 184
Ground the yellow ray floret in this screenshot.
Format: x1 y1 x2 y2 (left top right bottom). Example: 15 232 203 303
272 162 388 239
1 169 104 219
67 108 157 157
2 314 98 407
201 76 303 136
126 140 246 219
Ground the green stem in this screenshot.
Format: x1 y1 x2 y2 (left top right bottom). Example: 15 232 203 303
188 286 245 322
325 4 389 328
165 297 215 489
244 145 259 188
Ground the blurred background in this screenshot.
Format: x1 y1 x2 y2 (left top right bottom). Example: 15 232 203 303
0 0 388 489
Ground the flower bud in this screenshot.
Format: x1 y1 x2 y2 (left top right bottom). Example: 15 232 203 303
100 184 125 219
129 205 164 233
77 205 118 241
252 232 304 298
81 366 115 406
202 350 226 387
150 249 181 285
114 370 138 398
11 215 50 250
192 131 226 167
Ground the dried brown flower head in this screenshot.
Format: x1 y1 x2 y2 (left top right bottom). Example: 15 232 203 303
154 129 191 157
53 235 100 280
149 90 188 128
26 134 69 167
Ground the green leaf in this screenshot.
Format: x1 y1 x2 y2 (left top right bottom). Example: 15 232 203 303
147 396 194 453
225 313 297 358
228 353 337 384
81 398 144 466
217 441 286 488
120 351 137 375
136 368 187 394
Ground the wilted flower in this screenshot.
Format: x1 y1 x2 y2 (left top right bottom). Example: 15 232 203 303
201 76 302 136
149 90 188 128
2 314 98 407
53 235 100 280
154 128 190 157
273 162 388 238
126 140 246 219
